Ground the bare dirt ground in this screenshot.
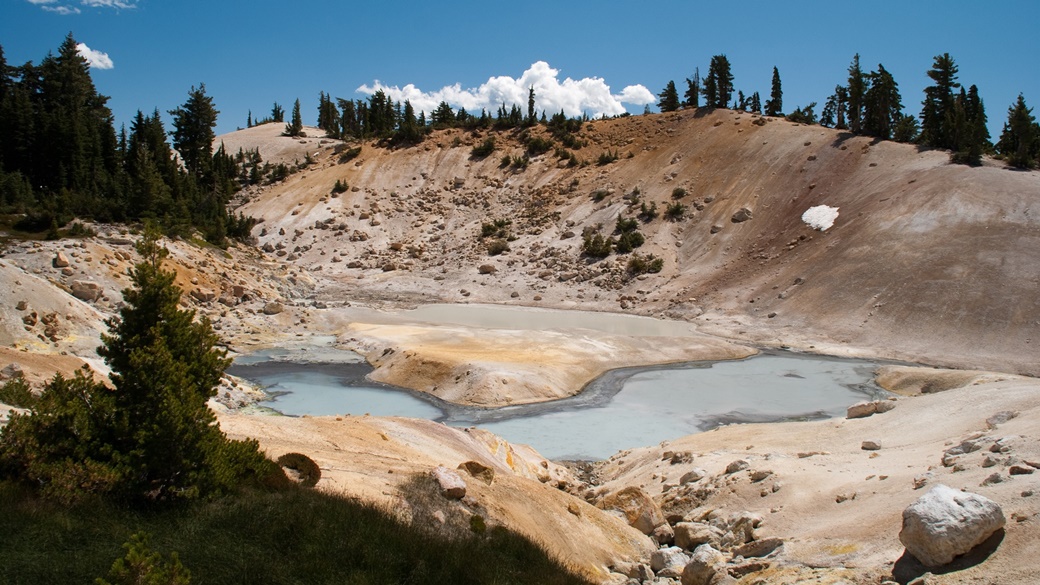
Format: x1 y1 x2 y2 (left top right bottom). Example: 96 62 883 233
2 110 1039 583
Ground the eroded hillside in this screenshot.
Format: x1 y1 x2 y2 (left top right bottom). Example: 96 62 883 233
237 110 1040 374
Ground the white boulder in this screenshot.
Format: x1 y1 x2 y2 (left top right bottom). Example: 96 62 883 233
650 546 690 578
681 544 724 585
899 484 1005 567
430 465 467 500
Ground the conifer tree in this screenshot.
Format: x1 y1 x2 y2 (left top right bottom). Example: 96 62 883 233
863 64 902 139
846 54 868 134
684 68 700 108
821 85 848 129
750 92 761 114
169 84 218 179
997 94 1039 169
658 80 680 112
702 55 734 109
527 87 536 125
919 53 960 149
765 66 783 116
270 102 284 123
284 98 303 137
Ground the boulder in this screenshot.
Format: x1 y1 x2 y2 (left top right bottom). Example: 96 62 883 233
15 300 28 311
732 537 783 558
612 560 653 581
681 544 724 585
1 363 25 380
875 400 897 414
847 401 877 419
431 465 467 500
53 251 70 268
725 459 750 474
262 302 284 315
650 546 690 578
457 461 495 485
862 440 882 451
71 280 103 302
674 522 723 550
680 468 708 484
597 486 666 535
652 522 675 546
731 208 753 223
191 288 216 303
899 484 1006 567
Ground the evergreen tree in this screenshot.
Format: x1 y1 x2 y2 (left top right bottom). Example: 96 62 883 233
765 66 783 116
846 54 868 134
863 64 903 139
270 102 284 123
527 87 536 125
169 84 218 179
431 101 455 127
919 53 960 149
683 68 700 108
0 229 272 503
658 80 680 112
702 55 734 109
392 100 423 145
316 92 339 137
997 94 1039 169
750 92 761 114
821 85 848 129
246 110 252 128
284 98 303 137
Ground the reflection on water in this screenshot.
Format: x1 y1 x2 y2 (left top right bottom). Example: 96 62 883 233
229 352 884 461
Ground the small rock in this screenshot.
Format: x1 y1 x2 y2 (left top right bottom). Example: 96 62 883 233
750 469 773 482
680 544 723 585
899 484 1006 567
70 280 103 302
597 486 666 535
478 264 497 275
1009 465 1035 476
981 473 1003 486
15 300 28 311
986 411 1019 429
612 561 653 582
862 440 882 451
457 461 495 485
431 465 467 499
731 537 783 558
262 302 284 315
673 522 723 550
652 522 675 546
725 460 750 474
982 455 1000 468
709 224 723 234
847 401 877 419
53 251 70 268
680 468 708 484
731 208 753 223
836 492 856 503
651 546 690 578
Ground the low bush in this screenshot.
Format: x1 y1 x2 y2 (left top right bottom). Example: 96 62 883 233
0 377 37 409
665 201 686 221
671 187 687 199
627 253 664 275
487 239 510 256
471 137 496 158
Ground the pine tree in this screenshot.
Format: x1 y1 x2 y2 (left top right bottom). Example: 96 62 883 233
0 229 272 502
863 64 902 139
270 102 284 123
821 86 848 129
765 66 783 116
997 94 1039 169
658 80 680 112
919 53 960 149
684 68 700 108
702 55 734 109
846 54 868 134
284 98 303 137
527 87 536 125
169 84 218 179
750 92 761 114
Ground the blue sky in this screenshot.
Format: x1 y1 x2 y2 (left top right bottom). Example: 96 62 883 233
5 0 1039 139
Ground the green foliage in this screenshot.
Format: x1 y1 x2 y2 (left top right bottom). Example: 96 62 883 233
658 80 680 113
998 94 1039 169
671 187 687 199
919 53 960 149
470 514 487 535
338 146 362 164
638 201 659 222
471 136 496 158
0 377 37 409
0 482 593 585
283 99 304 137
0 229 273 504
487 239 510 256
525 135 554 156
96 532 191 585
702 55 734 109
480 218 512 239
627 253 664 276
786 103 818 125
169 84 218 179
275 453 321 488
331 179 348 195
665 201 686 221
615 216 639 234
597 150 619 165
846 54 868 134
684 69 700 108
581 229 614 258
765 66 783 116
591 189 609 202
614 230 645 254
863 64 903 139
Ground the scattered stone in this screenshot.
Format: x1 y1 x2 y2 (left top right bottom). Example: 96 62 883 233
709 224 723 234
1009 465 1035 476
874 400 897 414
982 473 1003 486
431 465 467 499
982 455 1000 468
847 401 877 419
680 544 723 585
990 436 1016 453
750 469 773 482
15 300 28 311
732 537 784 558
725 460 750 474
612 560 653 582
650 546 690 578
862 440 882 451
674 522 723 550
597 486 666 535
899 484 1006 567
652 522 675 546
986 411 1019 429
190 288 216 303
1 363 25 380
70 280 103 302
836 492 856 503
53 251 70 268
262 302 284 315
731 208 753 223
670 451 694 464
457 461 495 485
510 291 519 298
680 468 708 484
478 264 497 275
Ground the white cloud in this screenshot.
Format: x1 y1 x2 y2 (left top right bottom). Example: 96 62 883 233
357 61 656 118
44 5 81 13
76 43 114 69
28 0 137 12
81 0 138 7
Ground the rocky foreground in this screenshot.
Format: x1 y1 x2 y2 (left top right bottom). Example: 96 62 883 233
2 111 1039 583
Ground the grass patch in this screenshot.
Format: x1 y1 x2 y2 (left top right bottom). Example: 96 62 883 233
0 480 592 585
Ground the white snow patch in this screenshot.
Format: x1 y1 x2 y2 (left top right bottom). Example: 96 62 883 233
802 205 839 231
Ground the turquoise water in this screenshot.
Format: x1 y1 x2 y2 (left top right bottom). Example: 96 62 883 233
229 351 883 460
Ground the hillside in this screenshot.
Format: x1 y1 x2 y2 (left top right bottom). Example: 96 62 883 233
237 109 1040 375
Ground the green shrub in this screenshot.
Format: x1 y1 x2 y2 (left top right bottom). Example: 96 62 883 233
638 201 659 222
480 218 512 239
470 514 487 535
665 202 686 221
597 150 618 165
471 137 496 158
614 230 645 254
627 253 664 275
96 532 191 585
338 146 362 164
591 189 609 202
331 179 348 195
0 377 37 409
671 187 687 199
581 230 613 258
615 216 639 234
487 239 510 256
276 453 321 488
525 136 554 156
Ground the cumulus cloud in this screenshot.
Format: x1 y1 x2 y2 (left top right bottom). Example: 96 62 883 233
357 61 656 119
81 0 138 7
76 43 114 69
